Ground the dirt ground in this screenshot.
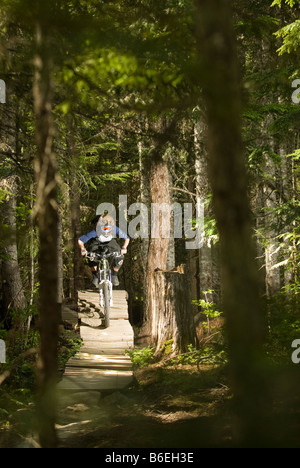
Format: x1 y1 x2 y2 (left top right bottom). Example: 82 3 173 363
2 360 300 448
0 362 232 448
56 364 232 449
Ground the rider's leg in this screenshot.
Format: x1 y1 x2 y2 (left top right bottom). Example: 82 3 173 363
104 240 123 286
111 255 124 286
92 268 99 287
88 261 99 288
88 240 101 288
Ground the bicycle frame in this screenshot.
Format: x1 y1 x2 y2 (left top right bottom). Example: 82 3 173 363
86 249 118 327
98 257 113 307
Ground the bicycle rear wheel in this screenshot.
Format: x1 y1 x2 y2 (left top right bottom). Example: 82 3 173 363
103 282 110 328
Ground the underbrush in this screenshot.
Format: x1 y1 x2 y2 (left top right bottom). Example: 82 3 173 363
126 342 228 375
0 328 81 432
265 283 300 363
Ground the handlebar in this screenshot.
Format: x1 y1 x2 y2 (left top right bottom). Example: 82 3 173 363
85 250 119 261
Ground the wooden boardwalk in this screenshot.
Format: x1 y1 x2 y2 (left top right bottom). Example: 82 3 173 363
57 289 134 393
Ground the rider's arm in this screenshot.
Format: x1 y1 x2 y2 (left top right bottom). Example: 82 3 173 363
78 230 97 255
122 237 130 254
116 227 130 254
78 239 87 255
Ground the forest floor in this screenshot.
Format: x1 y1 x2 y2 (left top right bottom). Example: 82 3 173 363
55 362 232 449
2 328 300 449
1 358 300 448
0 361 233 448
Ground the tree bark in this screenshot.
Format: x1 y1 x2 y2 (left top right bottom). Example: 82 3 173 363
138 116 179 346
194 119 215 303
0 97 27 331
0 176 27 327
140 157 170 345
65 120 85 301
264 148 281 296
33 18 59 449
153 266 197 357
70 177 84 300
138 135 150 272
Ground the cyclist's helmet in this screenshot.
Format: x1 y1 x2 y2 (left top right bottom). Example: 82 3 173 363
96 214 114 239
100 224 113 237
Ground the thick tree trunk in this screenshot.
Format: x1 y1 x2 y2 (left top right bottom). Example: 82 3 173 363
138 116 181 345
194 0 266 446
152 266 197 357
140 158 170 345
33 19 59 449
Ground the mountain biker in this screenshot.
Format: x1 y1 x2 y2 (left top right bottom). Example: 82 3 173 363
78 214 130 287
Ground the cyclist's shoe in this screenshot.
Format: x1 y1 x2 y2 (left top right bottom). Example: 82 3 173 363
92 275 99 288
111 275 119 286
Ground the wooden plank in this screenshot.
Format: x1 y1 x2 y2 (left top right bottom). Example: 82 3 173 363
78 291 129 320
79 347 132 355
61 307 78 326
80 340 133 352
80 324 133 340
57 368 133 391
58 289 134 392
79 319 102 328
67 353 132 370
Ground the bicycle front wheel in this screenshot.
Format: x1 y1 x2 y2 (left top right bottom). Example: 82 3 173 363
103 282 110 328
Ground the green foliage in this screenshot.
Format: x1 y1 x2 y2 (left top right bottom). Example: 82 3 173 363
0 386 35 428
272 0 300 56
201 196 219 246
192 290 222 319
275 21 300 56
0 331 38 390
125 346 154 368
165 344 228 368
160 339 178 356
57 331 82 371
271 0 299 8
267 282 300 361
0 188 11 203
16 195 35 222
203 218 219 246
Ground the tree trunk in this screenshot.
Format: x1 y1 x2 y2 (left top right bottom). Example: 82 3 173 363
264 152 281 296
0 97 27 331
166 147 176 271
194 0 266 446
65 120 85 301
57 212 63 308
70 178 84 300
138 115 182 346
140 157 170 345
194 119 215 303
153 266 197 357
0 176 27 328
138 136 150 273
33 17 59 449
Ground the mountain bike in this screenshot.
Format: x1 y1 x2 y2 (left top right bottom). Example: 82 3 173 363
87 248 119 328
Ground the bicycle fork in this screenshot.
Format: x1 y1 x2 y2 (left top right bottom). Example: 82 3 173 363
99 269 113 307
